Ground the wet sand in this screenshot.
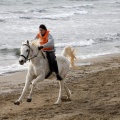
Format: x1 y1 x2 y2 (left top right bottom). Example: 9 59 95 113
1 54 120 120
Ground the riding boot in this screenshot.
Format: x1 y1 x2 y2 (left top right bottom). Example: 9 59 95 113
56 74 63 81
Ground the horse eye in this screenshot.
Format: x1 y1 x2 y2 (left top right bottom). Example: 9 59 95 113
26 49 29 52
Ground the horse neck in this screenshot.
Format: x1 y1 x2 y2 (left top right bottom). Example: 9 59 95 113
29 44 42 63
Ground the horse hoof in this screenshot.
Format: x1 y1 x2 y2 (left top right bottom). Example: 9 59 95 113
54 101 61 105
54 102 59 105
27 98 32 102
14 101 20 105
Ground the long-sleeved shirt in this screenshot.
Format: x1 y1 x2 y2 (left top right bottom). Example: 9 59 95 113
42 33 55 51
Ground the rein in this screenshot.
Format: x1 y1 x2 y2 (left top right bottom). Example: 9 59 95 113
28 50 39 60
20 44 45 62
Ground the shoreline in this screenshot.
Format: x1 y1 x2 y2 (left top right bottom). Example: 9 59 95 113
1 52 120 76
0 53 120 94
1 52 120 75
77 52 120 63
1 53 120 79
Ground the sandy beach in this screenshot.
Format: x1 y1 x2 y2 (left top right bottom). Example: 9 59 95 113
1 54 120 120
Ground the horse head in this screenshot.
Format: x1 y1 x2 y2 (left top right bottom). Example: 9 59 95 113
19 39 45 65
19 40 31 65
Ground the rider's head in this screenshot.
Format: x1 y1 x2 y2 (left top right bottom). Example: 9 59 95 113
39 24 47 36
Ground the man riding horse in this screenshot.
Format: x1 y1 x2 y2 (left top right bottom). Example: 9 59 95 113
35 24 62 80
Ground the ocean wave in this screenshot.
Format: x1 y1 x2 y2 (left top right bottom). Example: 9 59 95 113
0 63 27 76
79 50 120 60
0 43 19 49
74 10 88 14
0 39 95 57
0 48 20 57
115 2 120 4
18 10 88 20
19 16 32 20
30 9 47 13
0 44 20 57
70 0 99 1
6 8 47 15
24 2 32 4
38 11 88 20
55 34 120 48
39 12 74 20
55 39 95 47
11 11 27 14
61 4 94 9
4 9 87 21
94 34 120 43
1 34 120 59
115 2 120 7
0 19 6 23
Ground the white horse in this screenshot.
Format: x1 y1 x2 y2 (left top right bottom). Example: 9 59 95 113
14 40 71 105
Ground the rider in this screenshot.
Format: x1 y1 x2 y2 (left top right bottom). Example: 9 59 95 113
35 24 62 81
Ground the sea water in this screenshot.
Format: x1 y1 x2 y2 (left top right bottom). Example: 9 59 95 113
0 0 120 75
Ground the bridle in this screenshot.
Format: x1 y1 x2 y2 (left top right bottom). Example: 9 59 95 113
20 44 45 62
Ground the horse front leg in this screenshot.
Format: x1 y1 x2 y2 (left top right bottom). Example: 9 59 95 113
26 74 45 102
14 73 33 105
54 80 64 104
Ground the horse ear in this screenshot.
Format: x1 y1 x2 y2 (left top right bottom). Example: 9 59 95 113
27 40 29 45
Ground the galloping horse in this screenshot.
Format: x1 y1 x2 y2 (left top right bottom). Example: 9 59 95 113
14 40 71 105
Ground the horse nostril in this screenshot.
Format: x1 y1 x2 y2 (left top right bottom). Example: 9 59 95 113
19 60 24 65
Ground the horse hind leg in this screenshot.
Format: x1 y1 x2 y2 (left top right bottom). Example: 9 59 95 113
64 82 71 101
54 80 64 104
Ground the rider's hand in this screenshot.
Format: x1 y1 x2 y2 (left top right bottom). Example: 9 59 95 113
38 46 43 50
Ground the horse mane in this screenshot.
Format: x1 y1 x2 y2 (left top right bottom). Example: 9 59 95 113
31 39 39 46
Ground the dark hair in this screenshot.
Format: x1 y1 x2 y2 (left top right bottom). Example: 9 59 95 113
39 24 47 30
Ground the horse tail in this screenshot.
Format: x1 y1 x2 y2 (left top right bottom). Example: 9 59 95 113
61 46 77 68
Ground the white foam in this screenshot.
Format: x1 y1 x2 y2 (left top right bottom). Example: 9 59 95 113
39 12 74 19
38 10 88 20
62 4 94 8
1 44 20 49
55 39 95 47
78 51 120 60
0 63 27 75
